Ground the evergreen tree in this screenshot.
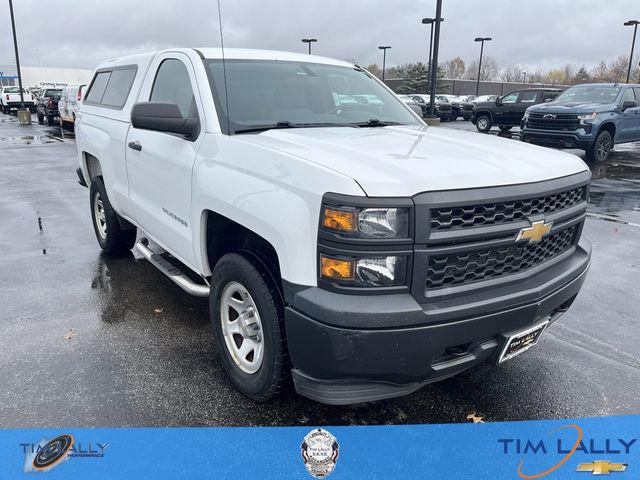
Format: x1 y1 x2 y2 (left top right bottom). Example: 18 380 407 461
573 66 590 84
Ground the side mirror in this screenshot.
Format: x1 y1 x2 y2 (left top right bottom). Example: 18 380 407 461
622 100 638 111
495 97 502 106
131 102 199 139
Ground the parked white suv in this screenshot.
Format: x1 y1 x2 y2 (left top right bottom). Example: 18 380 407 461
76 48 592 404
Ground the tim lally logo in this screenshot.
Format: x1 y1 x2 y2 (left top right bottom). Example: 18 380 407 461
301 429 340 478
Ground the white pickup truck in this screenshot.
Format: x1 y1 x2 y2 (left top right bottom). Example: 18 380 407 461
0 86 36 113
76 48 591 405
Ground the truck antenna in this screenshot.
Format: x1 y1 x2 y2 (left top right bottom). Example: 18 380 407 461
217 0 231 134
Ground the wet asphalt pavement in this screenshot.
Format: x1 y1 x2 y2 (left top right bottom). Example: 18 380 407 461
0 114 638 428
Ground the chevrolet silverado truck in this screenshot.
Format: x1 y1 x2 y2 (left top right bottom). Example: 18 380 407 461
0 86 36 113
521 83 640 163
473 88 562 133
75 48 591 405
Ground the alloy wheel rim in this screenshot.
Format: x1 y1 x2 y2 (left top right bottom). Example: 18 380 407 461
93 192 107 239
597 136 611 160
220 281 264 374
478 118 488 129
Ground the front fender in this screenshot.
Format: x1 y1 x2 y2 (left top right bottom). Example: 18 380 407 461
191 134 365 286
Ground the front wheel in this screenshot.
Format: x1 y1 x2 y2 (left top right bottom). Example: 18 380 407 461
585 130 612 163
89 177 137 254
210 252 288 402
498 126 512 132
475 114 492 133
37 113 44 124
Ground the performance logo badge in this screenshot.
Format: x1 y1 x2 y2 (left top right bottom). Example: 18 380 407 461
26 434 74 472
301 428 340 478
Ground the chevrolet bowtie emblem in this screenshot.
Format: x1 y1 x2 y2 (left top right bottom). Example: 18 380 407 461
576 460 628 475
516 220 553 243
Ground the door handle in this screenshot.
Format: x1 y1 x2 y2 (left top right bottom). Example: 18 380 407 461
128 141 142 151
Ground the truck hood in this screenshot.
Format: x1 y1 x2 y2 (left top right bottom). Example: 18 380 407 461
234 125 588 196
528 102 613 114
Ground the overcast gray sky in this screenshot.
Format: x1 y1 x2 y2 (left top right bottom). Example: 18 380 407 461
0 0 637 72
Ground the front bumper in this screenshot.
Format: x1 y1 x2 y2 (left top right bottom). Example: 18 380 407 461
521 128 595 150
285 239 591 404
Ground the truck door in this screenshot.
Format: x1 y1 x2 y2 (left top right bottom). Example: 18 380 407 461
618 87 640 143
125 53 204 268
513 90 540 126
494 91 519 126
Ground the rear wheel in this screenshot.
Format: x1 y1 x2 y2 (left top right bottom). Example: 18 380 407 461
210 252 288 402
37 113 44 124
89 177 137 254
475 114 492 133
585 129 612 163
499 126 512 132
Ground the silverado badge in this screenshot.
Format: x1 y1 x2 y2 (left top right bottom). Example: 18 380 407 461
516 220 553 243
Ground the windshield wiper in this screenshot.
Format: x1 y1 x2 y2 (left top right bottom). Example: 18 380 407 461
234 121 349 134
352 119 406 128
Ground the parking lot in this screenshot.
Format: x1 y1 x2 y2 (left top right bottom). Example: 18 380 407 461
0 112 638 428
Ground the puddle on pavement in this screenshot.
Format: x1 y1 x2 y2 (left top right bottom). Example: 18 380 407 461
588 152 640 217
0 135 63 145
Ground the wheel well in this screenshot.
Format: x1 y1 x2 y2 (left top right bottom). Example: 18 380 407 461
205 211 282 291
598 122 616 140
84 153 102 181
475 110 492 121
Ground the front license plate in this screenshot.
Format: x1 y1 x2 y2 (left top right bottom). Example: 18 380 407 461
498 321 549 363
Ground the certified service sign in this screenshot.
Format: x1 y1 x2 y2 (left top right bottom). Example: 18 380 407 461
301 429 340 478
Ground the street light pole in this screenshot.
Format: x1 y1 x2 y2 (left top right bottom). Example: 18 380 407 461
8 0 25 110
422 17 444 92
428 0 443 121
624 20 639 83
378 46 391 83
474 37 492 96
301 38 317 55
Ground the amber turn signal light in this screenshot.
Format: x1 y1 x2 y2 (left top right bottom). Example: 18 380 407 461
320 255 355 281
322 207 357 233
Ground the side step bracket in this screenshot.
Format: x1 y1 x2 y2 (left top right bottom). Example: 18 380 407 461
135 238 210 297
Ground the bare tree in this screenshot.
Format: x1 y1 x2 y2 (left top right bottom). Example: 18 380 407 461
464 55 499 81
366 63 381 78
501 64 525 82
444 57 466 79
591 61 609 82
607 55 629 82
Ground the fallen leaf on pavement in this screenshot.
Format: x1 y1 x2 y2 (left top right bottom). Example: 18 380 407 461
64 329 76 340
154 308 163 314
467 412 485 423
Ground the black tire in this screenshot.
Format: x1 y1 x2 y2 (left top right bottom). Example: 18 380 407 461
499 126 512 132
475 114 492 133
449 109 459 121
210 252 288 402
47 115 55 126
462 115 471 121
37 113 44 124
585 129 613 163
89 177 137 254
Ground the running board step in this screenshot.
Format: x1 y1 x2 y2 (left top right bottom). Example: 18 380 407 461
135 238 210 297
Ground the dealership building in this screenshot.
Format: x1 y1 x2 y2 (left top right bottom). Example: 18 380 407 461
0 65 93 88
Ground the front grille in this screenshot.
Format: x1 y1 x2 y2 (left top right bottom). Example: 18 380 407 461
430 186 586 231
527 113 580 131
426 225 578 289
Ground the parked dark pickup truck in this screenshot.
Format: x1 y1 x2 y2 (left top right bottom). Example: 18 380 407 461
472 88 562 133
36 88 63 126
521 83 640 163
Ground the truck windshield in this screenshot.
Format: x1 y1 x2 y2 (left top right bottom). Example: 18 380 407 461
204 59 418 134
554 85 621 104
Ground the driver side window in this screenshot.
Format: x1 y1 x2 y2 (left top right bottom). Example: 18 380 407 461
502 92 519 104
150 59 198 120
621 88 636 105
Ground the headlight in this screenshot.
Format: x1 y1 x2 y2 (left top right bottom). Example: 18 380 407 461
522 111 530 122
578 112 597 121
320 254 408 287
322 206 409 238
